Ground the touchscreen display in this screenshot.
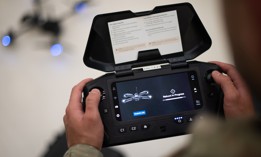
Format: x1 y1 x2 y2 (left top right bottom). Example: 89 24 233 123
112 71 202 121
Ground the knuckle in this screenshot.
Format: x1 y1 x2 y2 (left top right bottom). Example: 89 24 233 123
63 114 70 127
71 86 77 93
85 112 100 123
86 96 94 104
226 91 240 102
86 93 100 103
227 63 235 68
65 106 70 114
222 75 231 82
63 115 67 123
220 76 233 86
85 105 94 112
88 115 97 122
65 106 74 117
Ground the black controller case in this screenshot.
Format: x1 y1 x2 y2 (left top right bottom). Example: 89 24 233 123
82 3 224 147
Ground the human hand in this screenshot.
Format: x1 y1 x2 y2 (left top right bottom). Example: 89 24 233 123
211 61 255 119
63 78 104 150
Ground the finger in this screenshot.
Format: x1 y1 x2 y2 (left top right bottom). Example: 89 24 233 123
84 89 101 114
212 61 236 76
68 78 93 110
63 114 67 126
212 70 238 95
210 61 247 90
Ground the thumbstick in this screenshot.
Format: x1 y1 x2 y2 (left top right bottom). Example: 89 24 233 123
206 70 215 83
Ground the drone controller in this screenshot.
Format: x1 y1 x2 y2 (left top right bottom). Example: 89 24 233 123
82 3 224 147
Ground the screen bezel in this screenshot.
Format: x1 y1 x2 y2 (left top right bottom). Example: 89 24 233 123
111 70 203 122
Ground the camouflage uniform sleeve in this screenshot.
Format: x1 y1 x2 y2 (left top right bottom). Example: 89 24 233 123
64 144 103 157
167 115 261 157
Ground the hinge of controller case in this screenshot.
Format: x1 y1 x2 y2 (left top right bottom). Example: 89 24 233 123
170 61 188 69
115 49 162 77
115 49 189 77
115 60 188 77
115 64 133 77
168 57 188 69
115 69 133 77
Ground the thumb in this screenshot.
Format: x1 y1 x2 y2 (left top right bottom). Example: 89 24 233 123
212 70 237 95
84 89 101 113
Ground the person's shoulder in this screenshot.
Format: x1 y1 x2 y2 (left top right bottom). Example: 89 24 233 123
168 115 261 157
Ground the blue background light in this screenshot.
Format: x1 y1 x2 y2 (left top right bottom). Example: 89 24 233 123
2 35 12 47
50 43 63 56
74 1 87 13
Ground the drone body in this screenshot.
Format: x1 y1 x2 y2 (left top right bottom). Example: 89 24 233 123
1 0 89 56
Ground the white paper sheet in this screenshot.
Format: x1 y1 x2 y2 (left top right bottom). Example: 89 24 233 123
108 10 183 64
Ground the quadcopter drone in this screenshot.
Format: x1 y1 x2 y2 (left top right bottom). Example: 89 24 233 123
121 90 153 104
1 0 89 56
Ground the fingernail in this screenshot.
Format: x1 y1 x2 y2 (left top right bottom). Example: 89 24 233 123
212 70 221 76
90 88 100 94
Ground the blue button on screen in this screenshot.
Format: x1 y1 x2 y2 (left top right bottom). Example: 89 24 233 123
133 110 146 117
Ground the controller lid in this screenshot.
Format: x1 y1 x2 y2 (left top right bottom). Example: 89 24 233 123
83 3 212 72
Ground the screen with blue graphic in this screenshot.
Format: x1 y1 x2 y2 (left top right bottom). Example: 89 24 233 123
112 71 202 121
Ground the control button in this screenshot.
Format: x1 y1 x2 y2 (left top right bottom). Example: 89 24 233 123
195 100 202 106
129 126 138 132
208 92 215 97
133 110 146 117
187 117 193 122
112 86 116 91
103 108 108 114
101 96 106 101
119 128 126 133
190 74 196 81
116 114 121 118
101 90 106 100
174 116 184 124
141 124 150 130
205 71 215 83
193 87 198 93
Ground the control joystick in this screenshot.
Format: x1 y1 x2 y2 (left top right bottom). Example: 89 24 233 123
206 70 215 84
